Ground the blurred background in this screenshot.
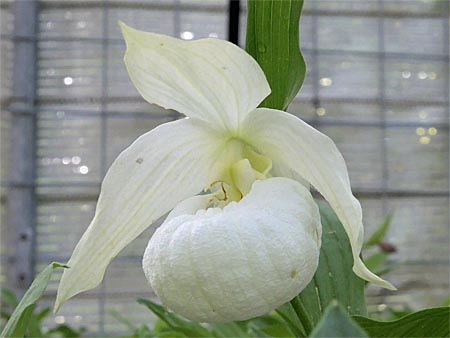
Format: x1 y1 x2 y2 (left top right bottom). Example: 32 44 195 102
0 0 449 336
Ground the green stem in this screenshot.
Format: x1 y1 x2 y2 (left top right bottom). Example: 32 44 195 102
290 297 315 335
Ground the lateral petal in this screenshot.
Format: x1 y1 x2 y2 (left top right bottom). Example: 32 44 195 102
55 119 224 310
241 108 395 290
120 22 270 132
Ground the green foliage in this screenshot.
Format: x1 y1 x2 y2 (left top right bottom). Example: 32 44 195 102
290 204 367 335
135 298 302 338
122 297 450 338
363 214 398 279
245 0 306 110
137 299 211 337
354 307 450 338
0 263 85 338
309 301 368 338
364 212 394 247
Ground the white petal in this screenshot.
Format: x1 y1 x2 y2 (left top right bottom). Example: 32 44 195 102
143 177 321 323
120 22 270 132
241 108 395 290
55 119 224 311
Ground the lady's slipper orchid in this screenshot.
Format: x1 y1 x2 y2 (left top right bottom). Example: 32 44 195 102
55 22 395 321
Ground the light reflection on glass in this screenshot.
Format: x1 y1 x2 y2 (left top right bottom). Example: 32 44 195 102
316 107 326 116
79 165 89 174
72 156 81 165
319 77 332 86
377 304 387 311
180 31 194 40
54 316 65 324
208 32 219 38
415 127 425 136
419 136 430 145
418 111 427 119
63 77 73 86
417 71 427 80
401 71 411 79
76 21 87 29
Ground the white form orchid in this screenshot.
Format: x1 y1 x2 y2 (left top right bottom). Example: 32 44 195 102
55 22 395 322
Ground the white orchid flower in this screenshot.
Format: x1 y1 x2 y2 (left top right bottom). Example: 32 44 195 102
55 22 395 322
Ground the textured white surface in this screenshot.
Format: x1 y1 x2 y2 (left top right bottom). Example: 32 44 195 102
143 177 321 322
242 108 395 290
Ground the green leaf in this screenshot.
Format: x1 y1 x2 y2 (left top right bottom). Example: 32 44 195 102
35 307 51 323
154 331 187 338
1 289 19 308
353 307 450 338
0 262 68 338
246 0 306 110
110 310 138 331
243 314 295 338
137 298 211 338
274 303 306 337
364 212 393 247
209 321 249 337
310 301 368 338
47 324 86 337
289 204 367 335
364 252 389 275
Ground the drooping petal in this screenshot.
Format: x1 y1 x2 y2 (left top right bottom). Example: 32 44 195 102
119 22 270 132
143 177 321 323
55 119 225 311
241 108 396 290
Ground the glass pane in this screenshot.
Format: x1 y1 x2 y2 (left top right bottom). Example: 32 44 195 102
318 16 378 52
318 54 379 99
37 110 102 184
387 126 449 191
384 18 446 56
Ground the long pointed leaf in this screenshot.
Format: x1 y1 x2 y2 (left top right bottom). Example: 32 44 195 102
1 262 67 338
310 301 368 338
246 0 306 110
353 307 450 338
289 205 367 334
137 298 211 337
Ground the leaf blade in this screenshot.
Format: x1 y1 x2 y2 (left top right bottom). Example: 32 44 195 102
289 204 367 334
0 262 67 338
246 0 306 110
353 307 450 338
137 298 211 338
310 301 368 338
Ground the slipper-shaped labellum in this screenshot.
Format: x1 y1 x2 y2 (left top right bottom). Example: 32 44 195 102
55 22 395 322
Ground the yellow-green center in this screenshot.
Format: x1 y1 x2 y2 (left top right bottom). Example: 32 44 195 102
206 139 272 208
